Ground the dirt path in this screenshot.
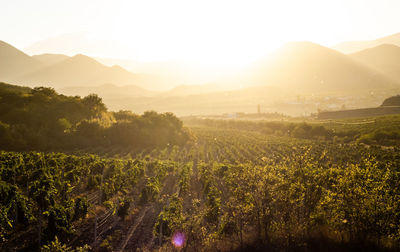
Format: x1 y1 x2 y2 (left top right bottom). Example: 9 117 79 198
116 205 152 252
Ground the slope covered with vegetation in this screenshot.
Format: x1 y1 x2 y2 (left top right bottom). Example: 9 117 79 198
381 95 400 107
0 82 192 151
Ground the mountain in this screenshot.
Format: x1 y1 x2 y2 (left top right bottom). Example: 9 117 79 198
15 54 151 89
0 40 160 91
32 53 70 67
0 40 43 82
247 42 397 94
350 44 400 82
95 57 241 90
2 39 397 116
333 32 400 53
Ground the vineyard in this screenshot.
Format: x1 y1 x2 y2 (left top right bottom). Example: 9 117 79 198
1 125 400 251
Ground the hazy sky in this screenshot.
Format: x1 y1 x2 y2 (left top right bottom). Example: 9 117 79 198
1 0 400 64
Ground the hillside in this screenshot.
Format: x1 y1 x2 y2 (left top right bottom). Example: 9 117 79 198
0 82 191 151
1 40 398 116
32 53 70 67
350 44 400 82
248 42 397 94
381 95 400 107
0 41 159 91
0 82 31 94
15 54 146 89
0 40 43 82
333 32 400 53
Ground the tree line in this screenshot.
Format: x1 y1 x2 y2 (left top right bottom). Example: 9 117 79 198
0 83 193 151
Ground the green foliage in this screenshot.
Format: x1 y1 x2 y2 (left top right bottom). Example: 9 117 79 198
0 151 146 250
154 194 183 237
2 112 400 250
140 176 161 204
81 94 107 118
99 235 113 252
41 236 91 252
41 236 73 252
184 115 400 146
205 185 221 224
184 118 334 141
163 127 400 250
320 158 400 242
46 201 75 240
72 197 89 221
0 121 11 148
0 83 192 152
358 128 400 145
178 163 191 196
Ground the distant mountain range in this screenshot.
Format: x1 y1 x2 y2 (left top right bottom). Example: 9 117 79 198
246 41 397 94
32 53 70 67
0 41 43 82
18 54 143 88
333 32 400 53
0 40 159 92
350 44 400 82
2 33 400 115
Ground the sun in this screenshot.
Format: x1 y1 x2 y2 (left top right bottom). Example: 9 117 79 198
106 0 351 66
108 1 284 65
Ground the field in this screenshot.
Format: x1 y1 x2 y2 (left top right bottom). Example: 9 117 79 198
1 117 400 251
3 3 400 251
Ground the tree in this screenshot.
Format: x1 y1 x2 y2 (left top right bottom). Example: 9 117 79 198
82 94 107 118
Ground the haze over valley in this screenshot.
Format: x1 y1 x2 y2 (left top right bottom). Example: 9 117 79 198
2 32 400 116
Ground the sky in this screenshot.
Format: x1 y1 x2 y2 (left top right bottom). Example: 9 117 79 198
1 0 400 65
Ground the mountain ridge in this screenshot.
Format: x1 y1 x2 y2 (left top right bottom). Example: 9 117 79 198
333 32 400 53
247 41 397 94
350 44 400 82
32 53 70 67
0 40 44 81
0 41 160 93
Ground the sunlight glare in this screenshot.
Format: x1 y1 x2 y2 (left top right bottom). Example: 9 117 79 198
109 0 349 66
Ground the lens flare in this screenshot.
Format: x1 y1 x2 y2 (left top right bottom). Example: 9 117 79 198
172 232 185 248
